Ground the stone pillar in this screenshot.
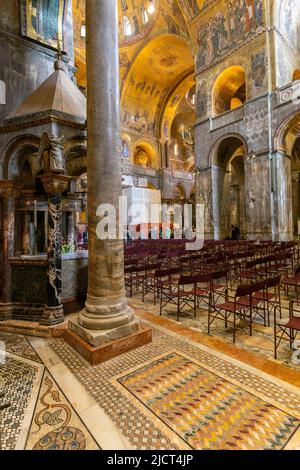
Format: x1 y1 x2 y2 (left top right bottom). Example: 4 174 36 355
272 151 293 241
292 172 300 236
211 166 226 240
67 212 76 248
70 0 138 347
244 154 273 240
39 173 70 325
0 181 21 319
195 167 214 239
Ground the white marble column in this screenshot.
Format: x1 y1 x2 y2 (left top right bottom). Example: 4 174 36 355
71 0 138 346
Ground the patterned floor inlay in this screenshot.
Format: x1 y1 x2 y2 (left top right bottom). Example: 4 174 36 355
0 355 39 450
116 352 299 450
25 371 99 450
49 322 300 450
0 332 41 363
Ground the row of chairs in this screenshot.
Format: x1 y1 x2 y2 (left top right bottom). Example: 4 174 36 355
125 244 300 359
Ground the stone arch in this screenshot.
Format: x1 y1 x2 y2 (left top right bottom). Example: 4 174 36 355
209 133 249 168
1 134 41 181
274 110 300 155
274 110 300 237
208 134 248 239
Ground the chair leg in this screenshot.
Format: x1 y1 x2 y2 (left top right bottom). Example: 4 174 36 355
159 292 163 316
274 326 277 360
208 308 211 335
233 313 236 343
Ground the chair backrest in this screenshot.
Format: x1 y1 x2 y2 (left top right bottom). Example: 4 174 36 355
155 267 180 278
195 272 213 283
251 280 266 294
212 270 227 280
235 281 265 298
266 275 281 289
295 265 300 275
178 274 196 285
235 283 254 298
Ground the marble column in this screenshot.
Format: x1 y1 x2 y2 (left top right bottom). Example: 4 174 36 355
39 173 70 325
0 181 21 319
244 154 273 240
67 212 76 249
195 167 214 239
70 0 138 347
211 166 226 240
292 172 300 236
272 151 293 241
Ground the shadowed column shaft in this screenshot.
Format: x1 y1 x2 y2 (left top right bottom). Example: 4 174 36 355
79 0 133 330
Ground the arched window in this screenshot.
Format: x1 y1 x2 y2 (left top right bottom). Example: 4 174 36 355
212 66 246 116
123 16 132 37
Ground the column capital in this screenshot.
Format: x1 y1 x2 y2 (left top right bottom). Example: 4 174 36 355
39 172 71 195
0 180 22 198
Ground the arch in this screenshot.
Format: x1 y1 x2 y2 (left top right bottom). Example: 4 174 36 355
121 34 194 139
212 66 246 116
209 133 248 168
133 141 157 169
209 134 247 240
1 134 41 180
274 110 300 155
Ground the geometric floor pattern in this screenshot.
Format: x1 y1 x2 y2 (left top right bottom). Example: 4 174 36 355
117 352 299 450
49 320 300 450
1 311 300 450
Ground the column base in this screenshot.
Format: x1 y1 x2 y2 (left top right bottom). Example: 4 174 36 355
41 305 64 326
69 314 140 347
0 303 13 321
65 323 152 365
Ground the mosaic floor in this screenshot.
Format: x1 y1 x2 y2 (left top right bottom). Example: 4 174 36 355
1 311 300 450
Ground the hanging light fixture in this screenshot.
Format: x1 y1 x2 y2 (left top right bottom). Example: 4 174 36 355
148 0 155 15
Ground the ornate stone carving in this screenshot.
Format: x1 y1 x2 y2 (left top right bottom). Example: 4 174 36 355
38 132 65 173
210 107 244 131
